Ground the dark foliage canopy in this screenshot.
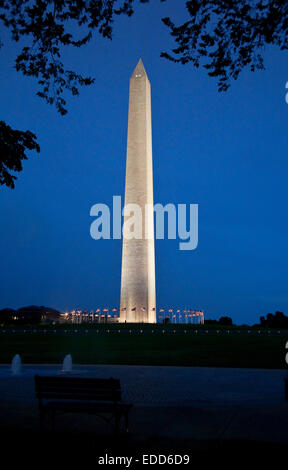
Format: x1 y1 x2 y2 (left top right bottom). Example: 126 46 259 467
161 0 288 91
0 0 156 187
0 121 40 188
1 0 287 187
260 311 288 328
0 305 61 324
0 0 156 116
205 316 233 325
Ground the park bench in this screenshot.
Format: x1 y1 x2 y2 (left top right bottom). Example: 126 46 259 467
34 375 132 433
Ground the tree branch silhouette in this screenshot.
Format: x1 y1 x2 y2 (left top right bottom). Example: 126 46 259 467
1 1 287 187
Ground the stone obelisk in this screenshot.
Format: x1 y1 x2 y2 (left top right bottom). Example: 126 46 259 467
119 59 156 323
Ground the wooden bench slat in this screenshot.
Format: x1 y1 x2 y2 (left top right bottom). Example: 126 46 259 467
37 393 121 401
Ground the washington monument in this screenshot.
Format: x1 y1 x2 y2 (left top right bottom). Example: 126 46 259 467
119 59 156 323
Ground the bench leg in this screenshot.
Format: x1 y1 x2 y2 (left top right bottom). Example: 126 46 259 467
50 410 55 432
39 409 45 431
39 409 54 432
114 412 121 435
124 411 129 433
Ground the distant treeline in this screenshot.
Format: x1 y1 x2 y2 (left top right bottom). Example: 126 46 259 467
204 316 233 326
0 306 61 325
205 311 288 328
0 307 288 328
258 311 288 329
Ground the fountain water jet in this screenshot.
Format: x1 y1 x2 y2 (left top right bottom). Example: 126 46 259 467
62 354 72 373
11 354 22 376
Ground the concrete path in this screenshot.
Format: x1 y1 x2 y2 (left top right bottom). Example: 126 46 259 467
0 365 287 445
0 364 286 406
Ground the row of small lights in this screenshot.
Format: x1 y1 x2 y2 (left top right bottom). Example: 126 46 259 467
64 310 204 323
0 329 281 334
64 309 204 316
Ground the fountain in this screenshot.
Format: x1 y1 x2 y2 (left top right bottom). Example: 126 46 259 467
11 354 22 376
61 354 73 373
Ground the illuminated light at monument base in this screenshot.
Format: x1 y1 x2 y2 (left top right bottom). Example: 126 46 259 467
62 309 204 325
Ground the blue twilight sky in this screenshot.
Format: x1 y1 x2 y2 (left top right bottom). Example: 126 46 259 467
1 2 288 325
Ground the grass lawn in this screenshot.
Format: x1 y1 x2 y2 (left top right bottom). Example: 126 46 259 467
0 328 287 368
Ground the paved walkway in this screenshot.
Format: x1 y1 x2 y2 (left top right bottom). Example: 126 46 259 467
0 364 286 406
0 365 287 445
